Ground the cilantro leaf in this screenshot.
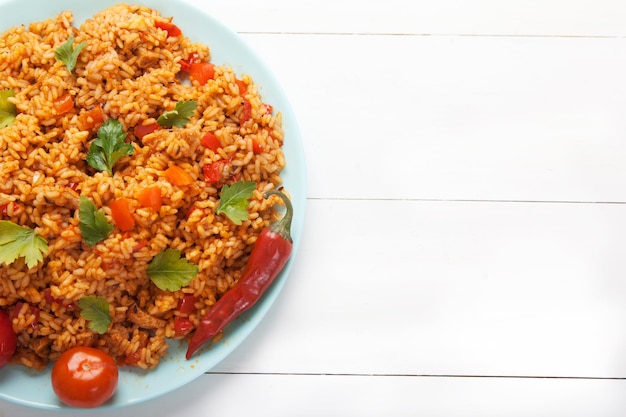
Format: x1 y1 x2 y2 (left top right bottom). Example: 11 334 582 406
86 119 134 175
0 220 48 268
79 296 112 334
0 89 17 128
216 181 256 225
79 196 113 246
146 248 198 291
54 35 86 74
157 100 197 128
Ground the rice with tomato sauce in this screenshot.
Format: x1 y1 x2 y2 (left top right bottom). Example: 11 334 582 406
0 4 286 370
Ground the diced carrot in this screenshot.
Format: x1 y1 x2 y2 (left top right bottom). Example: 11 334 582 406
164 165 194 186
79 106 104 130
137 186 162 211
154 20 182 37
110 198 135 231
201 132 221 152
189 62 215 85
54 93 74 115
135 122 160 139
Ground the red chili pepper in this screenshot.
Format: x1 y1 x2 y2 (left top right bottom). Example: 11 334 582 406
185 190 294 359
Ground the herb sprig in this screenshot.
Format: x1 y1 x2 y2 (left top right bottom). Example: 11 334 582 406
0 89 17 128
146 248 198 291
55 36 86 74
79 196 113 246
79 296 112 334
0 220 48 268
216 181 256 225
157 100 197 128
86 119 134 176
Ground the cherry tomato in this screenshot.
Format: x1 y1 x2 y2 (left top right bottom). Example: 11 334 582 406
51 346 119 408
0 309 17 368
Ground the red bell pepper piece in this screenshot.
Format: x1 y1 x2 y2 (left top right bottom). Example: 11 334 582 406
155 20 182 37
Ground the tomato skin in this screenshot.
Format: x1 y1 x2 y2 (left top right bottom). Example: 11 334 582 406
0 309 16 368
51 346 119 408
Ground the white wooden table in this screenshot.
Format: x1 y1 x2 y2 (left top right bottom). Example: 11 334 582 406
4 0 626 415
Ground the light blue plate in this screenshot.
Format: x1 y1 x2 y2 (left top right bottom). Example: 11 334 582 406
0 0 306 410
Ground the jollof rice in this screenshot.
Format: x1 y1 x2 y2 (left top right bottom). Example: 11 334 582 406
0 3 286 370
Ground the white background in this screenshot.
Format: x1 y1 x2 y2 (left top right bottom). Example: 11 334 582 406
4 0 626 415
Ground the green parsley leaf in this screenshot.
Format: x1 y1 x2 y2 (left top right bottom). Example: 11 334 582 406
157 100 197 128
54 35 86 74
79 196 113 246
146 248 198 291
86 119 134 175
0 220 48 268
216 180 256 225
0 89 17 128
79 296 112 334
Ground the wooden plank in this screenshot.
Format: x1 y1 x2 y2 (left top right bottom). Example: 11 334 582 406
240 33 626 202
4 374 626 416
209 199 626 378
189 0 626 37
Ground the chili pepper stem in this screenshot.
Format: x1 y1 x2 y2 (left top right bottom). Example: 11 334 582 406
263 190 293 243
